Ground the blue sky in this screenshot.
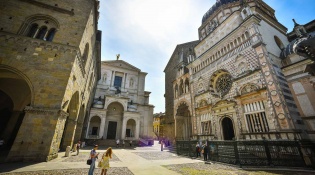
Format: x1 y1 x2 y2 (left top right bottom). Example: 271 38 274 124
98 0 315 114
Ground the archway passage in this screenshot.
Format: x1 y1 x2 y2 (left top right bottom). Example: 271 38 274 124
126 119 136 138
105 102 124 140
60 92 80 150
89 116 101 138
175 102 191 140
0 68 31 162
222 117 235 140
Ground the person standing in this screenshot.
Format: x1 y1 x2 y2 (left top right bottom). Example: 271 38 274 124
116 139 120 148
88 145 99 175
100 147 112 175
129 140 132 147
195 142 200 158
160 140 164 151
203 143 209 161
76 141 81 155
122 140 125 148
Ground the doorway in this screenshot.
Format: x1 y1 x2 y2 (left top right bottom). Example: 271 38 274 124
222 117 235 140
107 121 117 139
92 127 98 135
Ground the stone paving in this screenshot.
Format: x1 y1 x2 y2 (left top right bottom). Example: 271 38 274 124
61 152 120 162
164 163 314 175
0 142 314 175
1 167 133 175
134 151 180 160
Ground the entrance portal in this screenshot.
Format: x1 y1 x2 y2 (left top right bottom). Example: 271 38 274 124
107 121 117 139
222 117 235 140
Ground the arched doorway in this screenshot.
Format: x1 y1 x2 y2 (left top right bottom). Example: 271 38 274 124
60 92 80 150
0 68 31 161
175 102 191 140
126 119 136 138
105 102 124 139
222 117 235 140
88 116 101 138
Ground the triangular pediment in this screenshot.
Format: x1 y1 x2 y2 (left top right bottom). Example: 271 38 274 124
102 60 141 72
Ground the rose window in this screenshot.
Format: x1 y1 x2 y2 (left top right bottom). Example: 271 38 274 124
215 74 232 96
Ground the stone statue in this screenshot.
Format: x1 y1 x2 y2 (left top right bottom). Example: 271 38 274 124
116 54 120 60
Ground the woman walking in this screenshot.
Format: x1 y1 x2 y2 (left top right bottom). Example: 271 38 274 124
100 147 113 175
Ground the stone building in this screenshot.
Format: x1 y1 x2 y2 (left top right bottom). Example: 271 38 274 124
165 0 312 142
280 20 315 141
164 41 199 142
86 59 154 141
0 0 101 162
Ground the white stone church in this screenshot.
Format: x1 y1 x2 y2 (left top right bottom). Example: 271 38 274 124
85 59 154 141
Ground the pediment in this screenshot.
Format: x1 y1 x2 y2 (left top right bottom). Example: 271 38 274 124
102 60 141 72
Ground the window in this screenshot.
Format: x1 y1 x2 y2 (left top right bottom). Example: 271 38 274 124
35 26 47 39
27 23 38 37
244 101 269 133
20 15 59 42
114 76 122 87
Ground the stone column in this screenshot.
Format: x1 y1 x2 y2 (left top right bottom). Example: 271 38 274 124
135 119 140 139
7 107 68 162
111 71 116 87
85 116 91 138
121 116 127 139
99 116 106 138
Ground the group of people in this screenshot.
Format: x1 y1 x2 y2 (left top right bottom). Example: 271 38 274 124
195 142 209 161
88 145 113 175
116 139 133 148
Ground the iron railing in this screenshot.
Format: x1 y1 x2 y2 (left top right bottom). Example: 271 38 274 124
176 139 305 167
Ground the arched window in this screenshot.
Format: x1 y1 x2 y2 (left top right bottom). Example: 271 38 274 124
82 43 89 63
27 23 38 37
46 28 56 41
35 26 47 39
20 15 59 42
274 36 284 50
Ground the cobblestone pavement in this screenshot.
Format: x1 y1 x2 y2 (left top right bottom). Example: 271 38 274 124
62 152 120 162
164 163 313 175
1 167 133 175
134 151 180 160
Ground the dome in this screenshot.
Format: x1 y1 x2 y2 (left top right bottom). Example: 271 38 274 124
202 0 240 24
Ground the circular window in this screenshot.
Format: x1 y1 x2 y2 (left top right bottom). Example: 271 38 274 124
215 74 232 96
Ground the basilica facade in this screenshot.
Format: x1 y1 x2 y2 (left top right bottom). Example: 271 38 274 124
85 59 154 141
0 0 101 162
165 0 314 142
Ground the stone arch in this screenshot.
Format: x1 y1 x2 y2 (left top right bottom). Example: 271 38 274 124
88 115 101 137
60 91 80 150
104 100 126 111
0 67 32 157
175 101 192 140
239 83 259 95
209 69 233 97
220 116 235 140
19 14 60 40
126 118 136 138
0 65 34 106
105 102 124 139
